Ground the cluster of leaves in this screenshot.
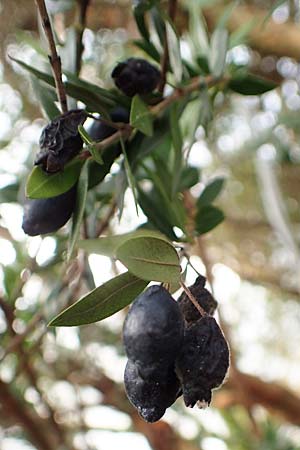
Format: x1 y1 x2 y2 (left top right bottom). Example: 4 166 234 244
14 0 278 327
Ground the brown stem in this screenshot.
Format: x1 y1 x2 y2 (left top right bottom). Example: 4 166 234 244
96 200 117 236
75 0 91 75
158 0 178 93
0 380 56 450
35 0 68 113
180 280 207 317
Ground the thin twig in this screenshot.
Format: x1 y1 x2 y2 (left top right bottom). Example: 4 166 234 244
35 0 68 113
96 200 117 237
75 0 91 75
158 0 178 93
180 280 207 317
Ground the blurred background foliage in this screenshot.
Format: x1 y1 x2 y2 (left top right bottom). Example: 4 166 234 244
0 0 300 449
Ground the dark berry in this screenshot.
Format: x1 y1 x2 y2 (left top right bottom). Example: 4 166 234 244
123 285 184 369
111 58 161 97
124 359 181 423
22 185 77 236
35 109 87 173
178 275 218 323
176 316 230 409
88 107 129 141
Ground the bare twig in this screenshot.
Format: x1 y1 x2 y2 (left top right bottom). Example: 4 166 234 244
96 200 117 236
35 0 68 113
75 0 91 75
158 0 178 93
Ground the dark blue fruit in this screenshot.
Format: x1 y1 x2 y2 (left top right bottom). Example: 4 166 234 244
111 58 161 97
35 109 86 173
22 185 77 236
123 285 184 370
124 359 181 423
88 107 129 141
176 316 230 409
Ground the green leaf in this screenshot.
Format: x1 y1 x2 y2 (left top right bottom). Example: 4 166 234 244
49 271 148 326
78 229 171 256
133 39 161 62
67 160 89 260
188 1 210 57
31 77 60 120
195 205 225 235
130 95 153 136
197 177 225 208
120 137 139 215
137 188 178 241
165 21 183 83
209 28 229 78
178 167 200 191
10 57 119 114
134 8 150 42
170 103 183 197
228 74 277 95
26 159 83 199
78 125 93 145
116 236 181 283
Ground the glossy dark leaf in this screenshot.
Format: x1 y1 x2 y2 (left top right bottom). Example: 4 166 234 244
130 95 153 136
228 74 277 95
49 271 148 326
26 159 83 199
195 205 225 235
67 160 89 260
197 177 225 208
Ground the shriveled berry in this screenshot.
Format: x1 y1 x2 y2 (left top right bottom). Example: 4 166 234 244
178 275 218 323
123 285 184 370
35 109 87 173
111 58 160 97
89 107 129 141
176 316 229 409
124 359 181 423
22 185 77 236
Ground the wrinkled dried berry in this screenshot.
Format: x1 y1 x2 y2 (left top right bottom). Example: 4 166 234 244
35 109 87 173
111 58 161 97
178 275 218 323
123 285 184 372
176 316 229 409
124 359 181 423
22 185 77 236
89 107 129 141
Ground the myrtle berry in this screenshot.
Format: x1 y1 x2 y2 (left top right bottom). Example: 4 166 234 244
111 58 161 97
35 109 87 173
89 107 129 141
178 275 218 323
123 285 184 371
22 185 77 236
124 359 181 423
176 316 230 409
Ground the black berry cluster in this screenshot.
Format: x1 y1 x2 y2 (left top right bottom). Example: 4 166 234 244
123 285 183 422
22 108 129 236
35 109 87 173
123 280 229 422
111 58 161 97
